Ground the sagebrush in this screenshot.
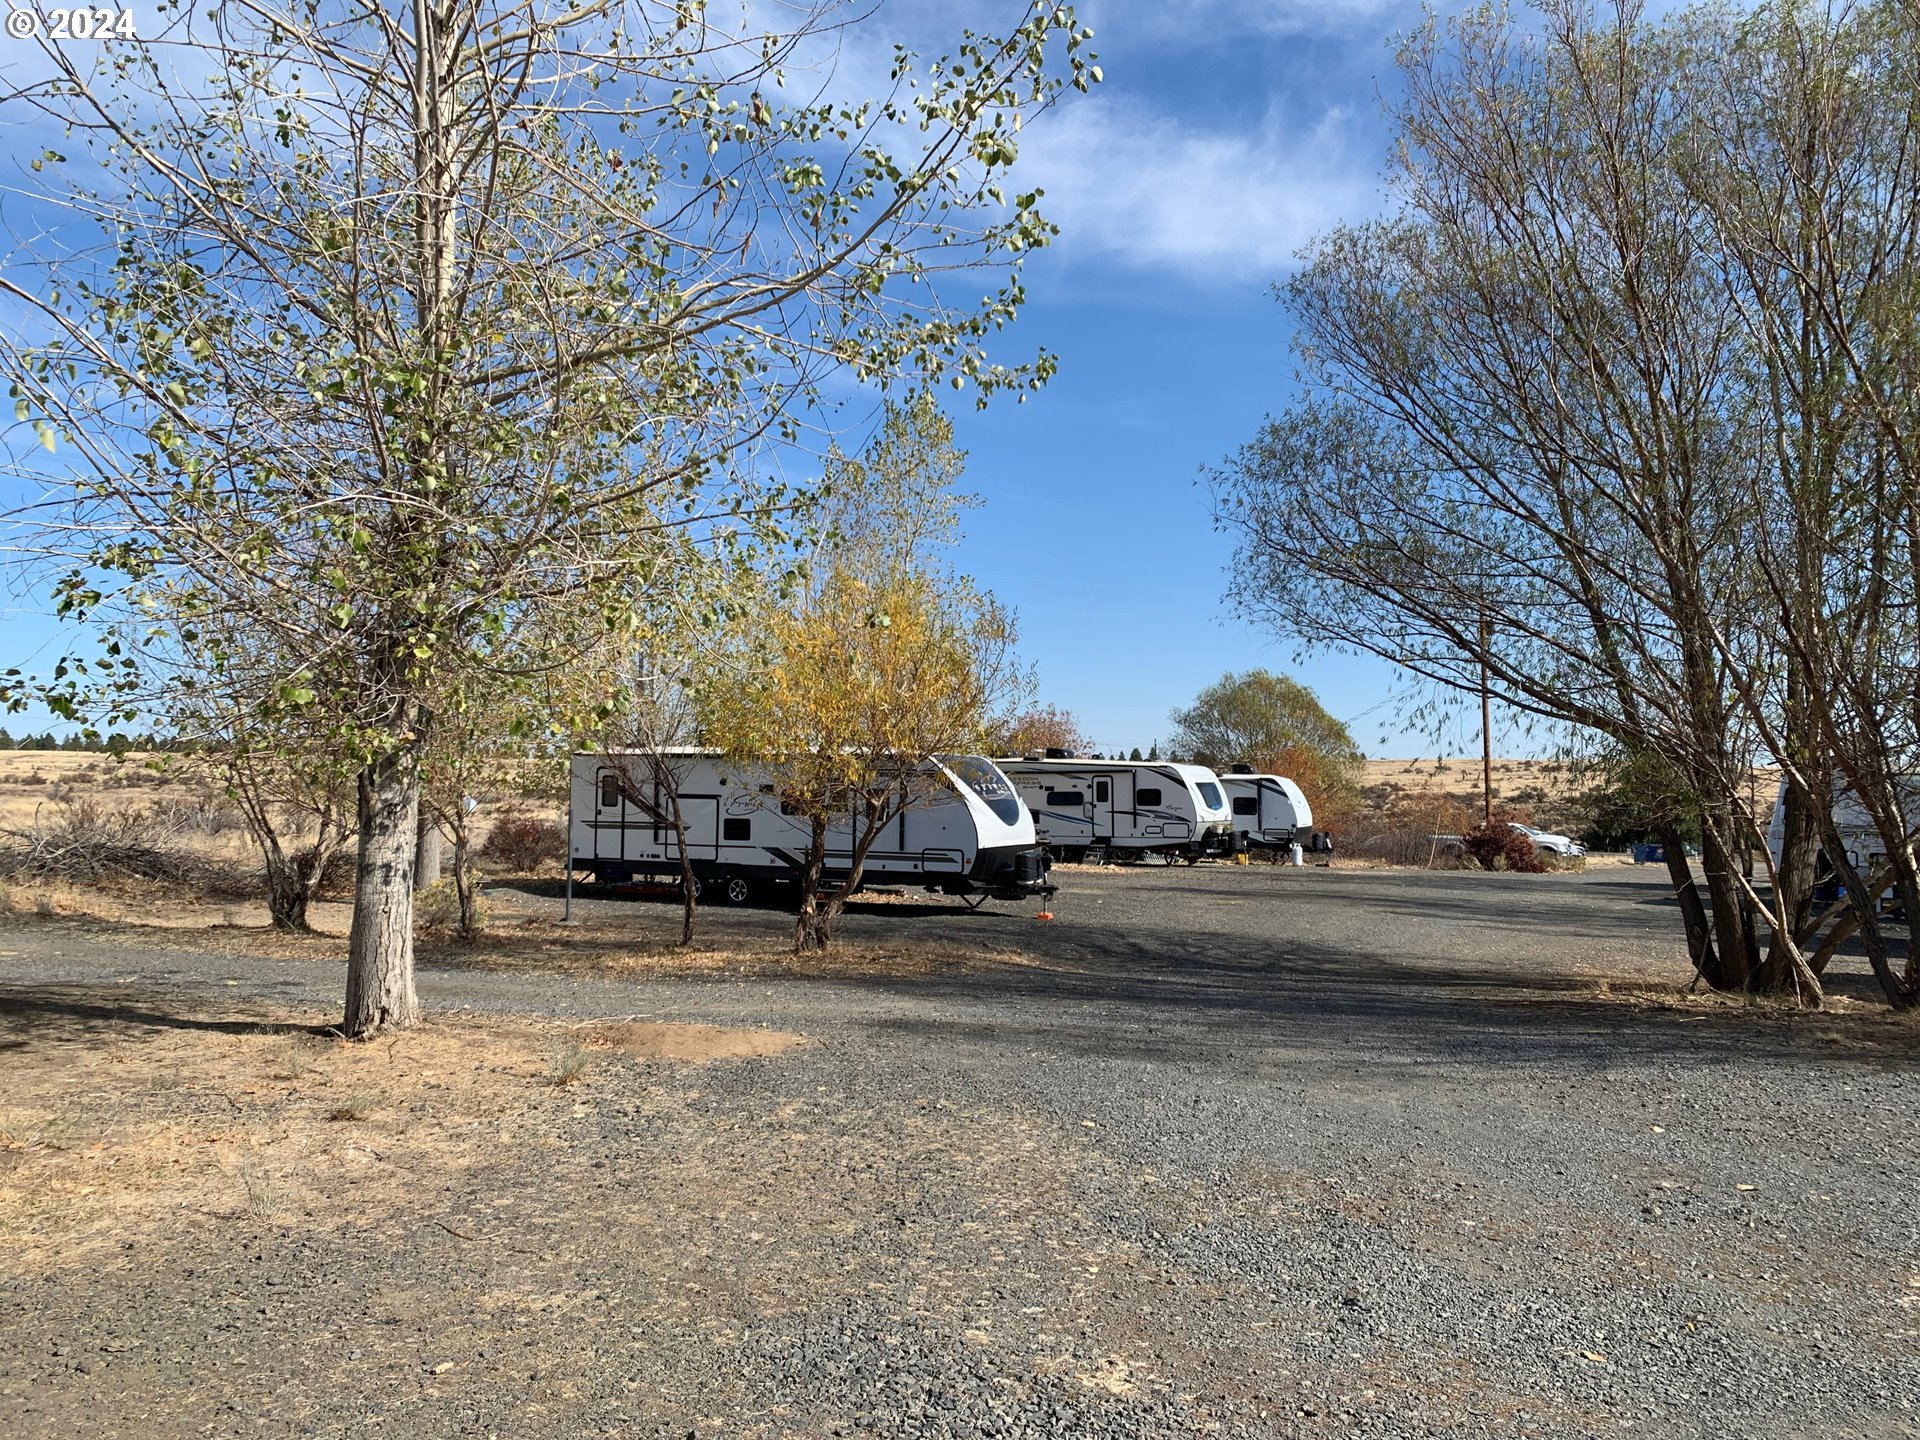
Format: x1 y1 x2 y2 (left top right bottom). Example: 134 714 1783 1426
477 813 566 873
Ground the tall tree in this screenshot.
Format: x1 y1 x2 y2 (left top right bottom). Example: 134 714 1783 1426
1212 0 1866 999
1169 670 1363 823
1 1 1096 1033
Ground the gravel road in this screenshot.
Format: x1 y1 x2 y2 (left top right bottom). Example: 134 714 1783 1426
2 863 1916 1439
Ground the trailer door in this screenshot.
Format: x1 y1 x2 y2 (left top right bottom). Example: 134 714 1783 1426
1092 773 1118 840
675 797 720 863
593 768 627 860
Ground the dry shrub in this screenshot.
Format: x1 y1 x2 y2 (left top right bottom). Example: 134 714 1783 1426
545 1042 593 1087
414 878 491 936
1462 821 1545 873
1344 828 1473 867
477 811 566 872
1382 788 1475 834
0 799 215 888
146 795 247 836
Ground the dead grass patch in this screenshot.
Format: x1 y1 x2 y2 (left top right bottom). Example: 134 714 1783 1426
1509 973 1920 1053
0 988 808 1274
587 1020 806 1063
0 879 1048 981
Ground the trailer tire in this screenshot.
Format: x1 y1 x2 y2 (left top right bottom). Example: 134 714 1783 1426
720 873 755 906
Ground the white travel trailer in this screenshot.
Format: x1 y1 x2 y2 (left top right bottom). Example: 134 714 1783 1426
1764 775 1920 902
569 750 1053 906
995 755 1237 863
1217 765 1314 850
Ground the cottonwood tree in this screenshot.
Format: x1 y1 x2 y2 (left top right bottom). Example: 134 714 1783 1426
0 0 1096 1033
1169 670 1363 825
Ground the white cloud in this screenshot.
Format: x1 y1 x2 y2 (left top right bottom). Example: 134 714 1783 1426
1014 93 1385 284
1086 0 1411 44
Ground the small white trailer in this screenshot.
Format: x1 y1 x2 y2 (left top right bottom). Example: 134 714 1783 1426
569 750 1053 905
994 755 1237 863
1763 775 1919 903
1217 766 1314 850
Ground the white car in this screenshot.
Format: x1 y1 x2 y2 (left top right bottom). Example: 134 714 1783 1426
1509 822 1585 857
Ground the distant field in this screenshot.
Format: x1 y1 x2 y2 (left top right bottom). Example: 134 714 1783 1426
0 750 207 830
1360 756 1782 836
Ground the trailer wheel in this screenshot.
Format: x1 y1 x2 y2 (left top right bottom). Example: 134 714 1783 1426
721 873 754 906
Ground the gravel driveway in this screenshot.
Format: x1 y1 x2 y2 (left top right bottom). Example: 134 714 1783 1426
2 863 1915 1439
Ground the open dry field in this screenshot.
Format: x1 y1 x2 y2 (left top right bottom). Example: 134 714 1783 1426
0 751 211 830
1360 757 1783 836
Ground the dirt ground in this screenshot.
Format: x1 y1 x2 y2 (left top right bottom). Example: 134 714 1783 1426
2 859 1915 1438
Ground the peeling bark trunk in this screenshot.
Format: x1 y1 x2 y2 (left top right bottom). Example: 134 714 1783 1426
265 844 308 932
345 748 422 1036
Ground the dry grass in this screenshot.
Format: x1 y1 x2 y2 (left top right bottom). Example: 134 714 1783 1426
1359 757 1783 842
0 990 808 1274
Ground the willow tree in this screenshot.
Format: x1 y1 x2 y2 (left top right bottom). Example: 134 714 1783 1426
1216 0 1831 998
0 1 1095 1033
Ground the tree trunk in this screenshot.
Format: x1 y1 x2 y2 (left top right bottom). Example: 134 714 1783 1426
265 846 307 932
1821 823 1916 1009
451 825 478 940
415 813 443 888
345 749 422 1036
662 783 696 948
793 815 829 953
1696 804 1760 991
1655 821 1716 983
816 807 891 948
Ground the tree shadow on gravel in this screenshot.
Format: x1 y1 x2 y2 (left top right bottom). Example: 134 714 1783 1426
845 922 1920 1074
0 984 331 1052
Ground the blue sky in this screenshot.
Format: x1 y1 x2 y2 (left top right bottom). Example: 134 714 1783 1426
924 0 1484 758
0 0 1519 758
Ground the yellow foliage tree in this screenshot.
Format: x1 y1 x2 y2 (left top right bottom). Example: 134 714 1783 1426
702 564 1015 951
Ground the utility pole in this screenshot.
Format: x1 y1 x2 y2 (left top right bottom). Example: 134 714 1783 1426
1479 611 1494 827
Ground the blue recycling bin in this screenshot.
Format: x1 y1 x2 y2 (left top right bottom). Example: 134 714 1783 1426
1630 842 1665 864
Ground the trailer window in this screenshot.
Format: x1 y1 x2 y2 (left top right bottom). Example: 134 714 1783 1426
1046 790 1085 807
1197 782 1224 810
723 818 751 842
938 754 1024 825
1136 787 1162 807
599 774 620 809
1094 780 1109 803
1233 796 1258 816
